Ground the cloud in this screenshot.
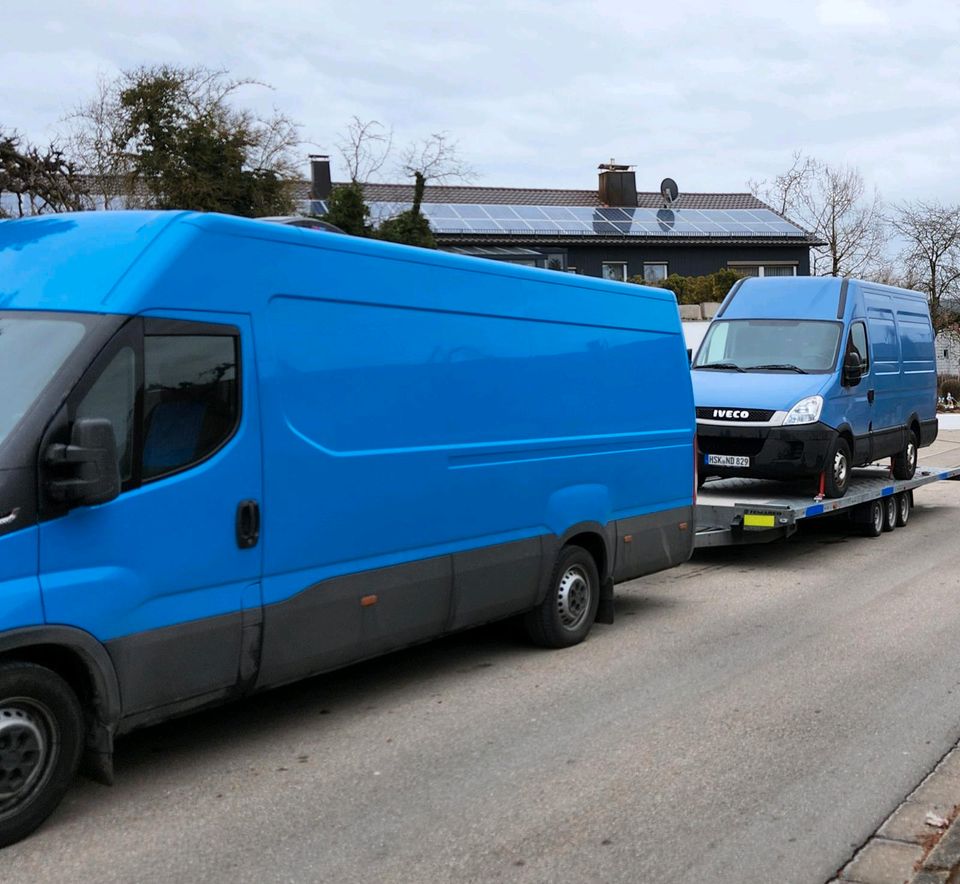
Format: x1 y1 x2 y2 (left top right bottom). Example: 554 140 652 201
1 0 959 204
815 0 890 27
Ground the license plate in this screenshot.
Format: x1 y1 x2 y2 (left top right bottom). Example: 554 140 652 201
706 454 750 468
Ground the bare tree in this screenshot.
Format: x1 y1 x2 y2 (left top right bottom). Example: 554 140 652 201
799 164 886 277
63 74 136 208
750 153 887 278
0 129 88 217
748 150 818 217
336 116 393 183
398 132 475 214
62 65 302 215
890 201 960 337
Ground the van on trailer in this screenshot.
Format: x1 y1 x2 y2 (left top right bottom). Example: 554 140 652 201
692 276 938 497
0 211 695 844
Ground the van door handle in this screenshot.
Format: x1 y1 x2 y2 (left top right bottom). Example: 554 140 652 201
867 389 875 404
236 500 260 549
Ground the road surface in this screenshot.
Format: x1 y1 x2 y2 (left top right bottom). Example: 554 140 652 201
6 448 960 882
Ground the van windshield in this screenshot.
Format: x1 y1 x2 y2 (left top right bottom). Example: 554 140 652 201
0 315 88 449
692 319 842 374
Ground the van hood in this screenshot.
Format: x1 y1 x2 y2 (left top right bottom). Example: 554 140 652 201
691 369 831 412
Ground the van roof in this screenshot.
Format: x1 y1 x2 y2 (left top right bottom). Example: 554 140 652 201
719 276 926 322
0 210 677 316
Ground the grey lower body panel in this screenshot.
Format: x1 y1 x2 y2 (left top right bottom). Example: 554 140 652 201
106 513 690 725
255 536 543 692
106 611 243 717
612 505 695 584
921 418 939 447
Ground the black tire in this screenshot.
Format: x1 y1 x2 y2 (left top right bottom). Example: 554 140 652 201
0 663 84 848
860 500 884 537
892 430 919 480
524 545 600 649
895 492 911 528
882 495 897 532
823 437 852 498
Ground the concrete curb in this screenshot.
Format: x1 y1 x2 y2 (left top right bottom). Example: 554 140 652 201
829 744 960 883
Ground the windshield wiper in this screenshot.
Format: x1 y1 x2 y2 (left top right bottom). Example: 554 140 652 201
695 362 745 372
747 363 808 374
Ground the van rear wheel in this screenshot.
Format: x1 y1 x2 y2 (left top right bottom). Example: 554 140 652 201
892 431 919 480
823 437 851 498
524 545 600 649
0 663 84 848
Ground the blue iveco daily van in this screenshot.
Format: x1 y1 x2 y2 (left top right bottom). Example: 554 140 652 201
692 276 938 497
0 211 696 844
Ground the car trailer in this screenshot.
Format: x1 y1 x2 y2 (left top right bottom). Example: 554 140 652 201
695 464 960 548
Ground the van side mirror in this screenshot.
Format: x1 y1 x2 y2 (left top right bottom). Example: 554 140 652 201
46 418 121 507
842 351 863 387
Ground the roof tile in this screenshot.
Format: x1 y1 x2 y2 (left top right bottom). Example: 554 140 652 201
295 179 778 212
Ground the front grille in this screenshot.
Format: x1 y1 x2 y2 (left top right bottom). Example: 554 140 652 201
696 406 775 422
698 435 766 457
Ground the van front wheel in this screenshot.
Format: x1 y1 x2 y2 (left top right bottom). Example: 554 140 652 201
524 545 600 649
0 663 84 848
892 431 919 480
823 437 851 498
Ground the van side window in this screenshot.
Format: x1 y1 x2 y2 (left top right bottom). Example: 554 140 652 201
75 346 137 482
848 322 869 375
142 333 239 481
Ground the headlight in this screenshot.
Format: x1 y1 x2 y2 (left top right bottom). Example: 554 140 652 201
784 395 823 425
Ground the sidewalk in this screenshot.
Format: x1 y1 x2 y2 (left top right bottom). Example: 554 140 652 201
830 743 960 883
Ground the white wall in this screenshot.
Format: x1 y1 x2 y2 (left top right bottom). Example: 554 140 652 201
682 321 710 358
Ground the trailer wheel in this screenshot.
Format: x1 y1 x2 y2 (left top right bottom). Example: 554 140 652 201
892 431 918 480
859 499 884 537
524 545 599 649
824 437 851 498
882 496 897 532
895 492 911 527
0 663 84 848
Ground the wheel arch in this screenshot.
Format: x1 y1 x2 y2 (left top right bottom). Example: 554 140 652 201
534 521 614 609
557 521 614 584
907 412 921 440
0 626 121 779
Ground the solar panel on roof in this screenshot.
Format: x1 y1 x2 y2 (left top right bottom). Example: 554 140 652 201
354 201 805 237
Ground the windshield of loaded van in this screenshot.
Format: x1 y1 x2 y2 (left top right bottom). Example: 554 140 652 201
0 314 88 449
692 319 843 374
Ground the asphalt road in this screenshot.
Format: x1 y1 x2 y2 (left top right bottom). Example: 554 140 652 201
6 481 960 883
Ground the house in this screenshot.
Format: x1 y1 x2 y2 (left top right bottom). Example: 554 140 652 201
295 157 821 281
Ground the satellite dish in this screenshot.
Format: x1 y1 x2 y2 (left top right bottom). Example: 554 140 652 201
660 177 679 206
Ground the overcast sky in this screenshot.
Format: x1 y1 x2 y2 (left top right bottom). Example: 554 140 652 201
3 0 959 203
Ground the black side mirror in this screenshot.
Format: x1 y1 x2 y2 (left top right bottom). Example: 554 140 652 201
842 351 863 387
46 418 121 507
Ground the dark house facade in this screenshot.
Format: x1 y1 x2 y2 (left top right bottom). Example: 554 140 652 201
297 158 818 281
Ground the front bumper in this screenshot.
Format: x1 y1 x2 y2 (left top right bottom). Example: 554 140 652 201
697 421 838 480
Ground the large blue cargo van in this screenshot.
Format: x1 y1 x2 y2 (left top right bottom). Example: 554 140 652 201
692 277 938 497
0 211 695 843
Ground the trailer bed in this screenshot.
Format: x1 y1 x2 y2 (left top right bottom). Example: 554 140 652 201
695 464 960 548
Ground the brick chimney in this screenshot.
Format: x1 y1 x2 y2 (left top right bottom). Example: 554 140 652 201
598 160 638 207
309 155 332 200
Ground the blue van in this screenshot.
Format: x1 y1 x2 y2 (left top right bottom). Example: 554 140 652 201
692 276 938 497
0 211 695 844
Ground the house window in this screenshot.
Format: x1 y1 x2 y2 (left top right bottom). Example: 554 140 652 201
602 262 628 282
643 262 668 282
728 263 798 278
